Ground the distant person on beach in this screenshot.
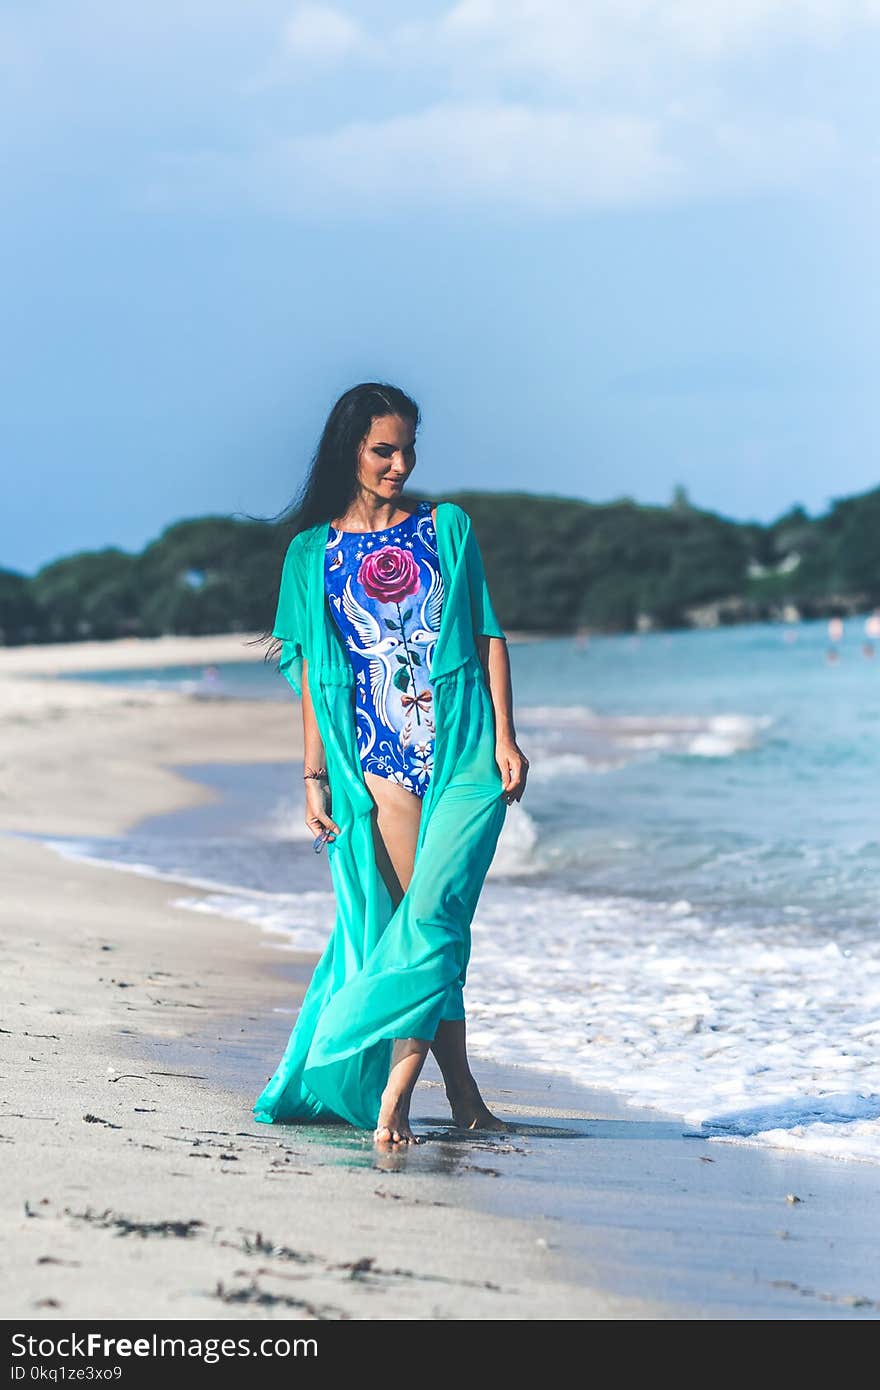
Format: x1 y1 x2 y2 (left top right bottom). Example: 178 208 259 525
826 616 843 665
253 383 528 1147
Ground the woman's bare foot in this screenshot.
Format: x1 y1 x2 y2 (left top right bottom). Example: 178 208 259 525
446 1075 510 1132
374 1091 421 1145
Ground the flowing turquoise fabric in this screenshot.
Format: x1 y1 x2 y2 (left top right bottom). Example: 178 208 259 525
252 501 508 1131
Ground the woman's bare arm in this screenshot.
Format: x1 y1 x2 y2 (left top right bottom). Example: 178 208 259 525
476 634 529 804
301 658 341 841
301 658 327 773
477 635 514 738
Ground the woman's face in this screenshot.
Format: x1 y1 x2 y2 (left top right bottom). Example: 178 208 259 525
356 414 416 501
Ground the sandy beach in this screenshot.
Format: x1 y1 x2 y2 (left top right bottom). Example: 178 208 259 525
3 634 880 1321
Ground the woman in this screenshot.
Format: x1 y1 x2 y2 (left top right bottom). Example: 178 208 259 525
253 383 529 1146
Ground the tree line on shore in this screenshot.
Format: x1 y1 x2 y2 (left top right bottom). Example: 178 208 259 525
1 484 879 646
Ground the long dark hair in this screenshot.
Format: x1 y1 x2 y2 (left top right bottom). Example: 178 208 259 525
247 381 424 664
291 381 422 533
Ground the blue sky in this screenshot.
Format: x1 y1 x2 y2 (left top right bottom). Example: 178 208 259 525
2 1 879 573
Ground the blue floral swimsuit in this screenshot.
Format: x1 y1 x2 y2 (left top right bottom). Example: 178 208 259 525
324 499 444 798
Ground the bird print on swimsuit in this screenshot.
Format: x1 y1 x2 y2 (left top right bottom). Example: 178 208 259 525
324 499 444 798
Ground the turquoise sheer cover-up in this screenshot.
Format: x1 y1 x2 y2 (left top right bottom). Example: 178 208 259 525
252 501 508 1131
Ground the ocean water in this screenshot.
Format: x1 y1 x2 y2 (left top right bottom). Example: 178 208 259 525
41 616 880 1164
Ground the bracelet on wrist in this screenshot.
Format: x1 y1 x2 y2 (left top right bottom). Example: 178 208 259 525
303 766 328 780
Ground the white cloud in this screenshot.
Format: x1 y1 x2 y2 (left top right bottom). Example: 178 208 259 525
282 3 364 64
142 100 845 218
124 1 880 214
286 1 880 82
275 102 677 210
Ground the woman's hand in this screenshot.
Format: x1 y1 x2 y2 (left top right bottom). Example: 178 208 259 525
496 737 529 804
304 775 341 844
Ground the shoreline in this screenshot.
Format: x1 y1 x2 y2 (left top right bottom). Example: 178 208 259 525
7 831 655 1320
3 655 880 1318
0 627 546 680
0 662 665 1318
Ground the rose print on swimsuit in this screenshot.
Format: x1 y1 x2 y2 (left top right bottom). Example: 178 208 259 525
324 499 443 797
358 546 419 604
358 545 432 730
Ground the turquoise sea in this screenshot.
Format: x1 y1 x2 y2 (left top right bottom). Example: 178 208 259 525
44 614 880 1163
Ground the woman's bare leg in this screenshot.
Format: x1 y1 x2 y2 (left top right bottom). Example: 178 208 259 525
365 773 428 1144
363 771 506 1140
375 1036 431 1144
429 1019 509 1131
364 772 422 904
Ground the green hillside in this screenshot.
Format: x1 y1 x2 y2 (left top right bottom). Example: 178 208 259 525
2 485 879 646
